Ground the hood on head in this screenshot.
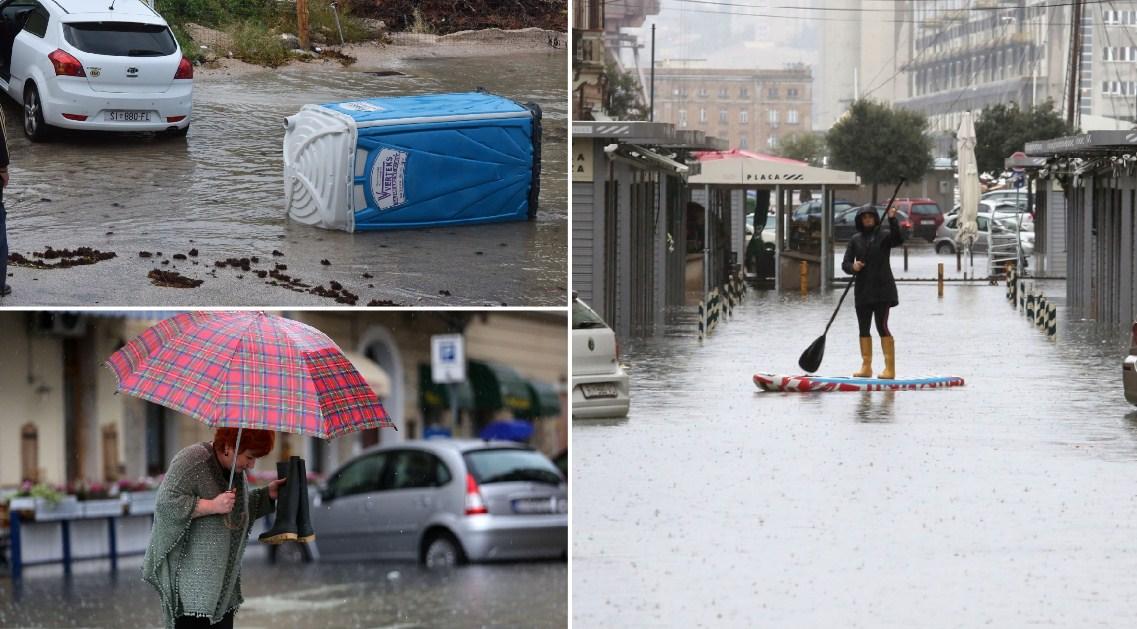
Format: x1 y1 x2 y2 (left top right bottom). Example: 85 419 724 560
855 206 880 232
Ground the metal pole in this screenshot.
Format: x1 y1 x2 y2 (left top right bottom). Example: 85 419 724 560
650 24 656 122
704 184 711 300
450 382 459 432
331 1 345 46
227 426 243 490
938 263 944 297
774 185 783 291
820 185 830 292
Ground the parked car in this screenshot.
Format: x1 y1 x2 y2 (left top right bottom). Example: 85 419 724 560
1124 322 1137 405
310 439 567 567
982 189 1033 211
945 200 1034 231
933 214 1034 255
893 198 943 241
788 198 856 248
0 0 193 141
572 295 630 418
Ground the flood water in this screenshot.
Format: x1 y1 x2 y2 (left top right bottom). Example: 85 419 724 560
573 272 1137 627
3 51 566 307
0 552 567 627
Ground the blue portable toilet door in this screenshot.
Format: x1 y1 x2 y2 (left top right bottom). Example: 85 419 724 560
351 116 535 230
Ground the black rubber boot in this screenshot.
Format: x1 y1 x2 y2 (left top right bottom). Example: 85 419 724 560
293 456 316 543
259 461 298 544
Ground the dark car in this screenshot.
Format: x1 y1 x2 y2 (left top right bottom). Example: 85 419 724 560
789 198 855 248
841 204 912 240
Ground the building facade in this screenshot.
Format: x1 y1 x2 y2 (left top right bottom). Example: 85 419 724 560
652 65 813 152
817 0 907 130
0 311 568 488
896 0 1137 136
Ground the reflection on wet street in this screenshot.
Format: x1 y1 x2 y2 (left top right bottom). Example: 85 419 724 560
3 52 565 306
0 552 566 627
573 273 1137 627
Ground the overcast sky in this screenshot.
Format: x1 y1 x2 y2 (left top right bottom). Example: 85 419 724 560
621 0 820 72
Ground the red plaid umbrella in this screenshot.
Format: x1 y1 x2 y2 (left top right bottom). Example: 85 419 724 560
105 311 394 481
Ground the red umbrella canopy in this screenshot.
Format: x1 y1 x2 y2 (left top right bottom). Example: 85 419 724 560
105 311 394 439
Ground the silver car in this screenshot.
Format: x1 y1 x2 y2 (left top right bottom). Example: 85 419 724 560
309 439 567 568
572 296 630 418
1125 322 1137 405
934 214 1034 256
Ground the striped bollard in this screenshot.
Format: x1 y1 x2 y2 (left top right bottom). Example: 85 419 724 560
1047 303 1057 339
697 300 705 340
1026 289 1034 322
1019 280 1026 311
1035 295 1046 329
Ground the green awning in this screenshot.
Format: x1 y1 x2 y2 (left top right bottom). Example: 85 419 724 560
468 360 533 414
525 380 561 417
418 364 475 410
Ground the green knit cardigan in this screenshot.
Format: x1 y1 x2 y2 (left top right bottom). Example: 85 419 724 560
143 442 275 628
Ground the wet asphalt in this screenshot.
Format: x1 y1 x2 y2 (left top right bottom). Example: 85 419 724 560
0 51 566 307
0 550 566 627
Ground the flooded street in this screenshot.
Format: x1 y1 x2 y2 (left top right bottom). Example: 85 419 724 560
0 552 567 627
573 271 1137 627
3 50 566 307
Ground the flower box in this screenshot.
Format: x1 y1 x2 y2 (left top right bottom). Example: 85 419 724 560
126 490 158 515
34 496 81 521
81 498 124 518
8 496 36 511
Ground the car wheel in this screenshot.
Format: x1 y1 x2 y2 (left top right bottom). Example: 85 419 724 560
935 241 954 254
423 532 465 569
23 83 51 142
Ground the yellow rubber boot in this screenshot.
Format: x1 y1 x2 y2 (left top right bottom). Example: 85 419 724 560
878 336 896 379
852 337 873 377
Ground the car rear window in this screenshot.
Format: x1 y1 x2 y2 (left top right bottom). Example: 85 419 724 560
464 448 563 485
572 300 608 330
912 203 940 215
63 22 176 57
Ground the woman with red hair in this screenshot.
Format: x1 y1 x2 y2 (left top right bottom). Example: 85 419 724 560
143 428 286 629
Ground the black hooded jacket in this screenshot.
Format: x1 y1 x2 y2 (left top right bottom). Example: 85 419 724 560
841 207 904 307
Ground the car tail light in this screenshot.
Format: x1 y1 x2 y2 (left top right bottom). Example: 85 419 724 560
166 115 186 123
464 473 488 515
174 56 193 80
615 339 621 362
49 49 85 77
61 113 87 121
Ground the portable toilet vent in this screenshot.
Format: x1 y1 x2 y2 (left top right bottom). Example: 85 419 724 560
284 91 542 232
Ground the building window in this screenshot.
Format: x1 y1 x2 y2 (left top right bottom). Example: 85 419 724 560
698 87 708 98
672 88 680 96
679 87 688 97
1102 80 1137 95
740 87 749 98
787 87 799 99
719 109 728 123
678 109 687 127
768 87 778 99
699 108 707 123
740 135 748 150
718 87 728 98
767 135 778 148
788 110 799 124
768 109 779 124
740 110 749 124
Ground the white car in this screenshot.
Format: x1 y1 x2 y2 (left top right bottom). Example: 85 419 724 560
0 0 192 141
571 296 630 419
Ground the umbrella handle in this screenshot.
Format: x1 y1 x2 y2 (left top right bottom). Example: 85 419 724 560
227 426 242 491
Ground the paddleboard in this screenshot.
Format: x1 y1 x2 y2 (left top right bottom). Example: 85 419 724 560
753 373 965 392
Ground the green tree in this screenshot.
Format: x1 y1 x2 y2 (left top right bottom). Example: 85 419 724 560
603 63 647 121
973 100 1075 176
827 99 933 202
774 132 826 166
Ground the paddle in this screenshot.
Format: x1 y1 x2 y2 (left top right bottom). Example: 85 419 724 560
797 179 906 373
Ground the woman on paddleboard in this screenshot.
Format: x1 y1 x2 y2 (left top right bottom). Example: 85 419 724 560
841 203 904 379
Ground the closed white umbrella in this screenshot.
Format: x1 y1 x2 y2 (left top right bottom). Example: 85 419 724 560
956 112 980 256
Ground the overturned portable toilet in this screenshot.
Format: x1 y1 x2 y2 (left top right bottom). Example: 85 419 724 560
284 91 542 232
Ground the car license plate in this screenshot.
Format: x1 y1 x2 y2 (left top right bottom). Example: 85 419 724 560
512 497 566 515
581 383 617 399
105 110 151 122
